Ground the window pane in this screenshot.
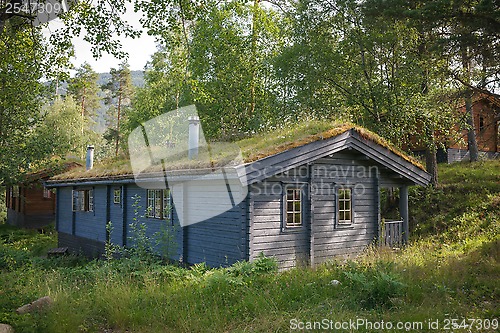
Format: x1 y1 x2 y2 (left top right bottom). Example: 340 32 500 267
88 190 94 211
154 190 162 218
114 189 121 204
338 188 352 224
79 192 85 211
163 189 171 220
286 188 302 227
147 190 155 217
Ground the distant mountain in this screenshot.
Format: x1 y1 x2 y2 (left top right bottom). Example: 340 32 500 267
97 70 145 88
52 70 145 95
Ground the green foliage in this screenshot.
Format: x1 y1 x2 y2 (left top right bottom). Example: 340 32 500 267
66 62 102 125
126 194 156 262
102 61 135 157
104 222 122 261
131 0 286 140
153 221 179 262
125 45 193 138
410 160 500 238
0 25 46 184
0 187 6 223
343 262 406 309
32 96 103 160
0 225 58 278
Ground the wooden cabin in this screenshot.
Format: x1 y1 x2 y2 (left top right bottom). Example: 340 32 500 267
5 162 81 229
46 123 430 269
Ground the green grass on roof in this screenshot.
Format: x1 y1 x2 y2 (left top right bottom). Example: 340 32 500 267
50 121 425 181
238 121 424 170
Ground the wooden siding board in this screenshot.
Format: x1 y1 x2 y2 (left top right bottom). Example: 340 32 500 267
248 158 381 268
57 187 73 234
73 186 107 242
109 185 124 245
249 180 310 265
310 156 378 266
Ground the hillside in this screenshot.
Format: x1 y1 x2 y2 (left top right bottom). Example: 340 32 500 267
0 160 498 332
96 70 145 88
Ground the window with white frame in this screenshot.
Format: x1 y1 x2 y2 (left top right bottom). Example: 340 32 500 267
12 186 19 197
113 188 121 204
72 189 94 212
285 188 302 227
43 187 52 199
147 189 172 221
337 188 352 225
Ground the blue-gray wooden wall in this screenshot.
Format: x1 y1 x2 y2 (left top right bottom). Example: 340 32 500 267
56 184 183 260
170 179 248 267
248 151 390 269
56 182 248 266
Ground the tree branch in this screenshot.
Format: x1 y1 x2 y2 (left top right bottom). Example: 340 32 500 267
453 75 500 97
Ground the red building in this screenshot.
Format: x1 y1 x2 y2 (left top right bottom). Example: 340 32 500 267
5 162 81 229
446 93 500 162
409 93 500 163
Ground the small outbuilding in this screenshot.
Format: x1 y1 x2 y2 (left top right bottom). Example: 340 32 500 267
5 162 81 229
46 122 430 269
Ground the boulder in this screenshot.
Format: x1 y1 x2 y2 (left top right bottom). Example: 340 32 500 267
0 324 14 333
329 279 341 286
16 296 53 315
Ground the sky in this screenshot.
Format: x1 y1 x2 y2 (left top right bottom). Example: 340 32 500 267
46 3 157 74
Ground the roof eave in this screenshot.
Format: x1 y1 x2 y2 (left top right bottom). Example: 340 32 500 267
238 130 430 186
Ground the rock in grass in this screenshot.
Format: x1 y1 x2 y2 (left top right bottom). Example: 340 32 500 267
329 279 341 286
16 296 53 314
0 323 14 333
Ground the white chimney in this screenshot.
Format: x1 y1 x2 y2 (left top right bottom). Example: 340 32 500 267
86 145 94 171
188 116 200 159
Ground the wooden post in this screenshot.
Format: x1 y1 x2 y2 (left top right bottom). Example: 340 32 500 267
399 185 409 245
374 170 381 245
182 183 189 264
309 165 314 267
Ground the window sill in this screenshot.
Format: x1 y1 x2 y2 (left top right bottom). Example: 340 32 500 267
335 224 355 230
281 225 305 233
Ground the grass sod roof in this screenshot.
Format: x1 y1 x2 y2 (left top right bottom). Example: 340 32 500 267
9 159 82 185
49 121 425 182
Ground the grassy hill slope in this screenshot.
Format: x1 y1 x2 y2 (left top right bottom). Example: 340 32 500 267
0 160 498 332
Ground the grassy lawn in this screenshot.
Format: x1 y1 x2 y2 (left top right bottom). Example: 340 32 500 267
0 160 498 332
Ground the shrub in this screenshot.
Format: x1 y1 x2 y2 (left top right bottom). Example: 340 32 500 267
343 262 406 309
